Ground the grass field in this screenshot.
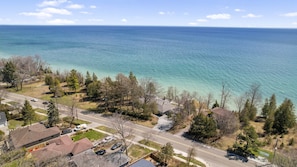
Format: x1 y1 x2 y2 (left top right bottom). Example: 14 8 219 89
128 144 152 162
71 129 106 142
96 126 117 134
138 139 162 150
8 113 47 129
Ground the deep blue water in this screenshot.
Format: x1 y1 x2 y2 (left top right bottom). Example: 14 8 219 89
0 26 297 110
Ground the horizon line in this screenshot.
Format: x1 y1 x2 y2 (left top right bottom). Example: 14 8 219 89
0 24 297 29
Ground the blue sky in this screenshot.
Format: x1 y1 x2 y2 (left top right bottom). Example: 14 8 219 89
0 0 297 27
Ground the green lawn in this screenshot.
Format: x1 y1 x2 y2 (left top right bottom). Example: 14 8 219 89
8 113 47 129
72 129 106 142
34 108 47 114
138 139 162 150
62 116 90 125
96 126 117 134
128 144 152 161
8 120 23 129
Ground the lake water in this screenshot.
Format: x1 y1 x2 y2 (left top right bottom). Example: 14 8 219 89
0 26 296 110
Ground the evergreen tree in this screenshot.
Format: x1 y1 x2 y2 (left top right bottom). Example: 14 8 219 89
21 100 35 125
188 113 217 142
92 72 98 82
85 71 92 87
230 126 259 157
49 77 63 97
47 100 59 127
2 61 16 86
212 100 219 109
263 94 277 134
160 142 174 164
240 99 257 123
273 99 296 134
87 81 101 98
67 69 80 93
268 94 277 115
263 117 274 134
261 98 270 118
44 75 54 85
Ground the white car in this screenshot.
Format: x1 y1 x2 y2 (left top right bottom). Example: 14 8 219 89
31 98 38 102
74 124 87 131
103 136 115 143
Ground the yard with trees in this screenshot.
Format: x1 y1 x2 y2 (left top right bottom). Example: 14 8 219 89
1 55 297 166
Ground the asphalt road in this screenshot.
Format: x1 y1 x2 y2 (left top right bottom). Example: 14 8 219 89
5 92 258 167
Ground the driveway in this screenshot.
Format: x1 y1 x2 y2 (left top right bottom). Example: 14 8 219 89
153 114 173 132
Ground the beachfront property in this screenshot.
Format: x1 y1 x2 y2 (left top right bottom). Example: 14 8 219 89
155 97 177 115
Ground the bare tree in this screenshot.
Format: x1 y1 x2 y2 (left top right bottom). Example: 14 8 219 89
112 112 134 156
166 86 179 102
140 77 161 104
246 83 262 108
234 94 246 113
115 73 130 108
214 111 240 135
11 56 42 90
206 92 214 109
69 98 78 127
186 145 197 167
220 82 231 109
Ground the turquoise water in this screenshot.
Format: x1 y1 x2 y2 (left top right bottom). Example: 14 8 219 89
0 26 297 109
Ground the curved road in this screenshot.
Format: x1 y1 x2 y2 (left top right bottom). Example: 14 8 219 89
5 92 258 167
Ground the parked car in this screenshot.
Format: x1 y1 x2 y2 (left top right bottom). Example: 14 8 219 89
31 98 38 102
103 136 115 143
111 142 122 150
119 145 127 152
61 128 72 135
74 124 87 131
95 149 106 155
42 101 49 105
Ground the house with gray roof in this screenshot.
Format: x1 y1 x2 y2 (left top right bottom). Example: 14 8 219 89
0 112 7 127
71 150 130 167
155 97 176 115
130 159 156 167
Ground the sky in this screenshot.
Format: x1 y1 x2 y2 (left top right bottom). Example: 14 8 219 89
0 0 297 28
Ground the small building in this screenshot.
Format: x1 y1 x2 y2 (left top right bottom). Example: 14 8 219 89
71 150 130 167
130 159 156 167
0 112 8 127
9 124 60 149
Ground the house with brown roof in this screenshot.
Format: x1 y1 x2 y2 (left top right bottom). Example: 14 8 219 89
9 124 60 149
31 135 93 165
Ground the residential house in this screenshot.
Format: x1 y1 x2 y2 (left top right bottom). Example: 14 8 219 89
9 124 60 149
71 150 130 167
31 135 93 165
155 97 176 115
130 159 156 167
0 112 7 127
